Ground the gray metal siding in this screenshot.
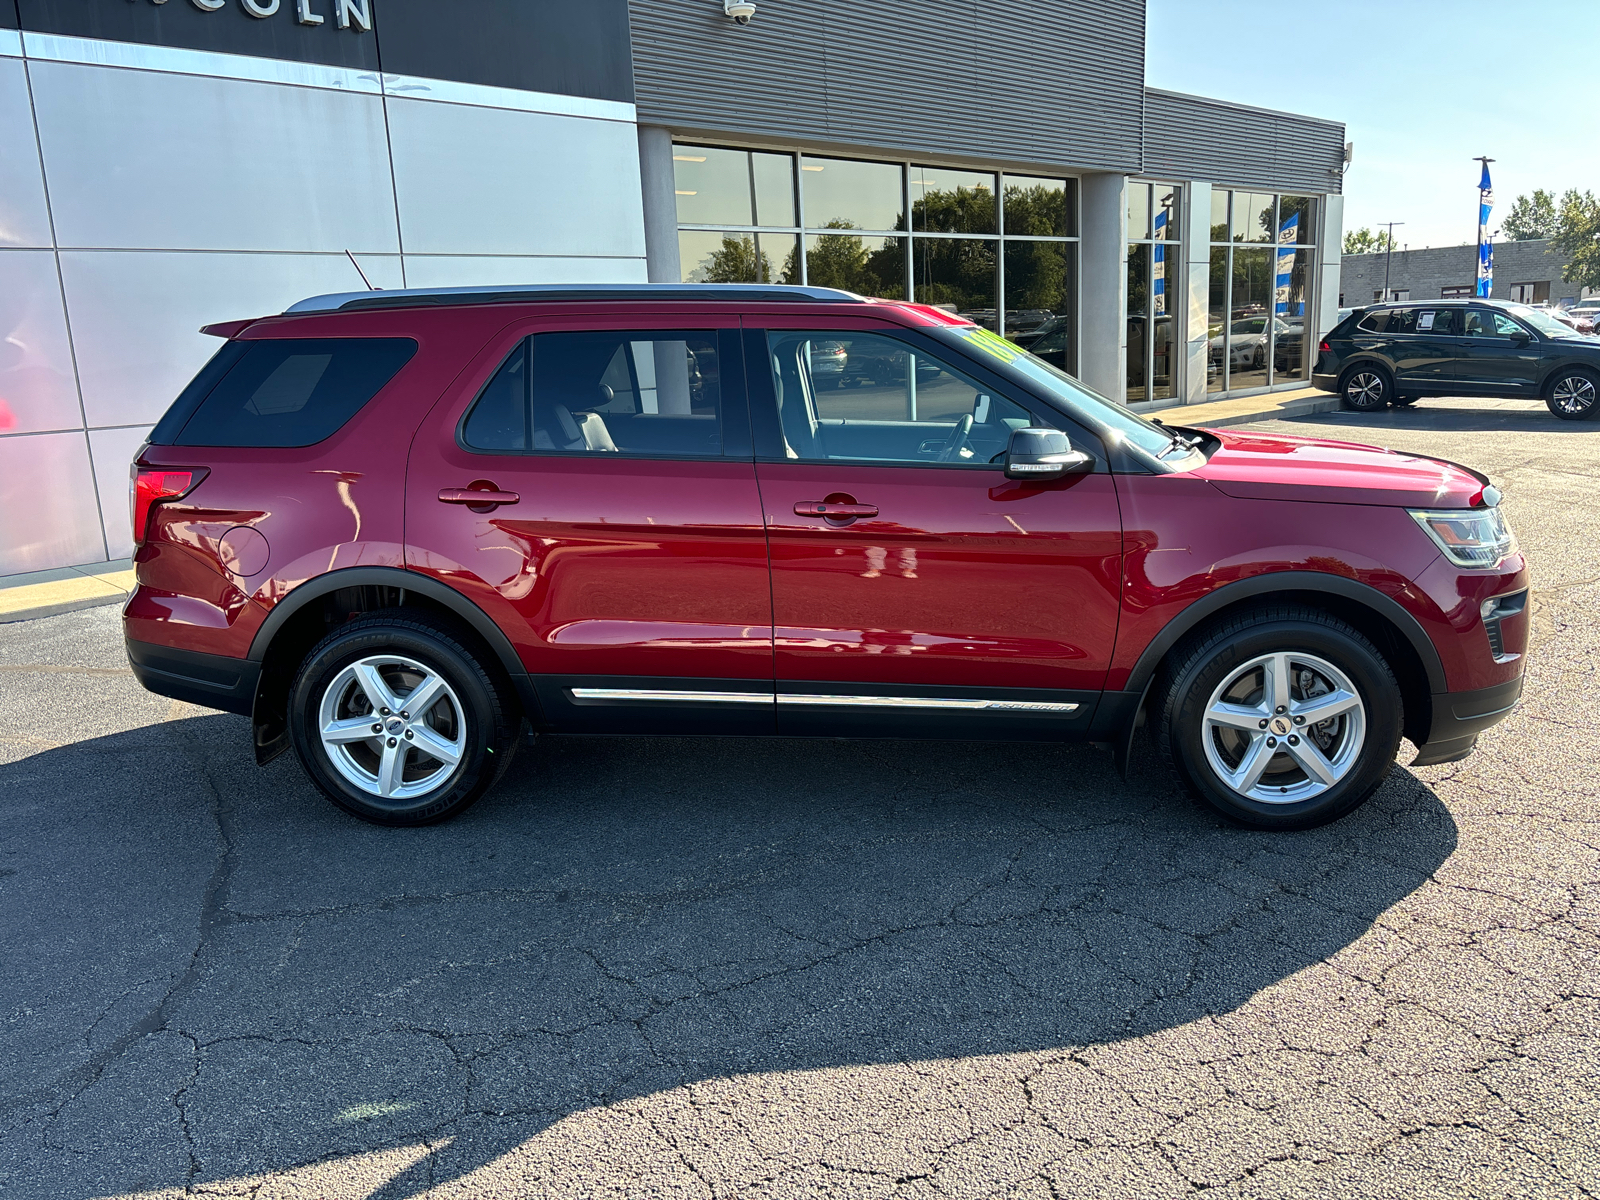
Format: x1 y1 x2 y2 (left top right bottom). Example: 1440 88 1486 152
629 0 1146 173
1142 88 1345 195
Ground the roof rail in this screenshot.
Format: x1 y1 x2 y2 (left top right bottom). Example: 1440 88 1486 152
284 282 868 315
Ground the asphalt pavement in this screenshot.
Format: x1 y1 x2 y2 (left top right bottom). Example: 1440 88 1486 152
1 396 1596 1199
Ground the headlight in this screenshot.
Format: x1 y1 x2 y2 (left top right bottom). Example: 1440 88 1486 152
1409 506 1516 569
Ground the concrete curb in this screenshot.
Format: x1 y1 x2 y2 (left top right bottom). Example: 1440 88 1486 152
0 566 135 625
1182 395 1344 429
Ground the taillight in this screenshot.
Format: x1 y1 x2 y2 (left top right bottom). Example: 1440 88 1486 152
131 466 208 544
1318 339 1331 352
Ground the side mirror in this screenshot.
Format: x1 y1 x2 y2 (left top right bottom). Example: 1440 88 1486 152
1509 329 1532 344
1003 427 1093 481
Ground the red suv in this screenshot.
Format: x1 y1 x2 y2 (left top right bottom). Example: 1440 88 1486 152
125 284 1527 830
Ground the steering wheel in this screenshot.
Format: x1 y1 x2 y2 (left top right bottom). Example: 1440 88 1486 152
937 414 974 462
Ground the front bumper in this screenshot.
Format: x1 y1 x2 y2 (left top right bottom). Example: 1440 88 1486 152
1412 674 1524 766
126 638 258 717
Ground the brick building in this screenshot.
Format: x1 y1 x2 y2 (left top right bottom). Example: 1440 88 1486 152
1340 239 1596 307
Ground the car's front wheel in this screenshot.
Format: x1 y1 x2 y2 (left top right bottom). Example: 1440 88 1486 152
288 612 518 825
1339 365 1391 412
1546 368 1599 420
1156 607 1403 830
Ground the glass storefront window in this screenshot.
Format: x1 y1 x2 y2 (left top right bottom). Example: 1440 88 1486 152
1273 247 1312 380
1126 244 1150 402
914 239 996 325
1207 246 1228 393
1004 176 1076 237
910 167 996 234
1277 195 1315 245
679 231 800 284
805 231 906 298
1004 240 1076 374
1233 192 1275 244
1228 247 1273 389
801 156 904 232
1127 182 1151 240
674 146 795 227
1210 189 1229 243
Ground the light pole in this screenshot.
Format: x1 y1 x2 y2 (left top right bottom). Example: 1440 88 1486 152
1380 221 1405 301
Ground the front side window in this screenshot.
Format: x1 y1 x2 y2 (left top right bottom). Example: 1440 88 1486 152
764 331 1039 467
462 332 725 459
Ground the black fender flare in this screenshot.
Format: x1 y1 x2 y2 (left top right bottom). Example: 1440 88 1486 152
1121 570 1448 699
246 566 535 762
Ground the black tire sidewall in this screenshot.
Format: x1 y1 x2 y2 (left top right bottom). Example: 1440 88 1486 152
1164 618 1402 830
1340 365 1390 411
289 621 506 825
1545 368 1600 421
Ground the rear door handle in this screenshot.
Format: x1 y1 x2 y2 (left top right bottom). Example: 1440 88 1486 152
794 501 878 518
439 487 520 507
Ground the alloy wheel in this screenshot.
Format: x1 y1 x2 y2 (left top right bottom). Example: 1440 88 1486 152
1551 374 1597 416
316 654 467 801
1344 372 1385 409
1201 651 1367 804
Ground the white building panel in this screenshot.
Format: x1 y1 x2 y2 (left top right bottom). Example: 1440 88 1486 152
28 60 400 254
0 58 52 249
0 431 106 574
60 249 403 429
89 424 153 560
401 254 647 289
0 249 82 436
386 97 646 259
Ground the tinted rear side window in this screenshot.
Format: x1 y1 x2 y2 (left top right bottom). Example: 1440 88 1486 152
175 338 417 448
1356 311 1389 333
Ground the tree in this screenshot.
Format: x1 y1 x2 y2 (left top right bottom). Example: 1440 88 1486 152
1550 189 1600 292
1342 227 1394 256
1502 190 1558 241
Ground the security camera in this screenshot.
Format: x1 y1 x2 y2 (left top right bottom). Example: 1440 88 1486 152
724 0 757 24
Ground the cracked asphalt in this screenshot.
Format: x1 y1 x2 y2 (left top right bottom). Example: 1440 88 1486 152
1 396 1596 1199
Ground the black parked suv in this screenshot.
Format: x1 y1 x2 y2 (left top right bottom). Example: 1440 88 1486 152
1313 298 1600 420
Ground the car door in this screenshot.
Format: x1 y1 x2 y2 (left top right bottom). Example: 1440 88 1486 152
405 313 775 734
1385 306 1460 392
744 320 1123 740
1458 307 1543 394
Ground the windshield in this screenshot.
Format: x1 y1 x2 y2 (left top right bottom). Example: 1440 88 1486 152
1508 305 1582 338
934 325 1177 459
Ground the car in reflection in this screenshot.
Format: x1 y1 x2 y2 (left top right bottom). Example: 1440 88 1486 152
1568 303 1599 334
1011 315 1071 370
1004 308 1055 336
808 339 849 384
1211 316 1295 371
833 337 943 388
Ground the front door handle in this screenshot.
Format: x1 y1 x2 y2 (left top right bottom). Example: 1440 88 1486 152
439 486 520 508
795 500 878 519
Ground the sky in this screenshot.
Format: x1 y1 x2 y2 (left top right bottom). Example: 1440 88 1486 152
1144 0 1600 250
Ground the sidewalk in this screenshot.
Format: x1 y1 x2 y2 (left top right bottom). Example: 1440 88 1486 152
1158 385 1342 429
0 560 136 624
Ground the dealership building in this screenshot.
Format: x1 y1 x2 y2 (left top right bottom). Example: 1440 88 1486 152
0 0 1346 578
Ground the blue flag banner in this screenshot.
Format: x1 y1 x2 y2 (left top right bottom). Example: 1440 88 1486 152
1275 210 1300 315
1152 205 1168 316
1476 162 1494 298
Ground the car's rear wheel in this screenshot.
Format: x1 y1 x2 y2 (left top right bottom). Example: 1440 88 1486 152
1156 607 1403 830
288 612 518 825
1546 368 1599 420
1339 365 1391 412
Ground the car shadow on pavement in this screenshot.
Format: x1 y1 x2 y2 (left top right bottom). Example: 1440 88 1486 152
0 713 1457 1197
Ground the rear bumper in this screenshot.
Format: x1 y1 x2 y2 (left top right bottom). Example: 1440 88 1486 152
126 639 258 717
1412 674 1524 767
1311 373 1338 393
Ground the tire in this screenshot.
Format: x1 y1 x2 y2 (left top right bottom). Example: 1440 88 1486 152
1155 607 1403 830
1545 368 1600 420
1339 365 1392 412
288 611 519 826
